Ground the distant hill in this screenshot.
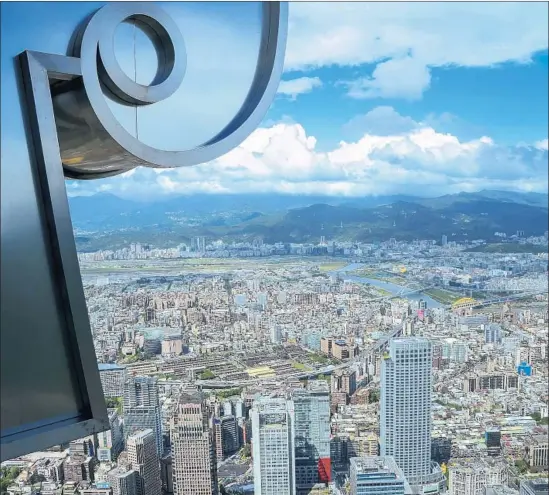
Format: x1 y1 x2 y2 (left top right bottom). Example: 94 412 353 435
68 192 429 231
465 243 548 254
414 190 549 209
226 199 548 244
68 190 549 250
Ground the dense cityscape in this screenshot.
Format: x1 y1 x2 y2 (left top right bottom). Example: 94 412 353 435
2 1 548 495
2 233 548 495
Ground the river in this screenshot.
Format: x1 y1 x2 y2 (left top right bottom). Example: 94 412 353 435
332 263 443 309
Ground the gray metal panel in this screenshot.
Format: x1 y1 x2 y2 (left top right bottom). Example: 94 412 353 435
1 49 110 462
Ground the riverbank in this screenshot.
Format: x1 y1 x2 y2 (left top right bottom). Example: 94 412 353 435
333 264 444 309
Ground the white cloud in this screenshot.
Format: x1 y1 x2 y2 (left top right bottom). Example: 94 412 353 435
67 108 548 201
277 77 322 100
341 56 431 100
286 3 548 99
343 106 418 137
535 138 548 151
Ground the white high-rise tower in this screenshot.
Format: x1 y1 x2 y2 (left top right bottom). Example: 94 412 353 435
251 397 296 495
380 338 445 493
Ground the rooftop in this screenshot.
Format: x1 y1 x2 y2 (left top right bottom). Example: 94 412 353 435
521 479 549 495
350 456 404 478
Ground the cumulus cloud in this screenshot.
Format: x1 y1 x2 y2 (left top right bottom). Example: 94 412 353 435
66 108 548 201
277 77 323 100
535 138 548 151
343 106 419 137
340 56 432 100
286 3 548 99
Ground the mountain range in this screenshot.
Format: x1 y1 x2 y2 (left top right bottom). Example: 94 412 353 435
68 190 548 250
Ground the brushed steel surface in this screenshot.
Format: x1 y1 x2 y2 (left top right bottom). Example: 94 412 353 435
52 1 288 178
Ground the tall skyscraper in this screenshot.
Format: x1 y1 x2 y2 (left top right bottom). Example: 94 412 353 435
124 376 163 457
292 381 331 490
350 456 408 495
170 391 218 495
380 338 444 492
127 429 162 495
251 397 296 495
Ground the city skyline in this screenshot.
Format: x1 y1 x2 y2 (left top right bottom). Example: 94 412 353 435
1 2 547 495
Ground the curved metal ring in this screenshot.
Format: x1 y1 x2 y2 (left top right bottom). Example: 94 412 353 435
72 2 288 171
96 7 186 105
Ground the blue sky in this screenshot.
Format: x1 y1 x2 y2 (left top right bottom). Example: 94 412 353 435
21 1 546 200
272 52 549 150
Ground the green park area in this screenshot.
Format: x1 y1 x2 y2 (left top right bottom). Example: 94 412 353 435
318 262 347 272
105 396 123 414
308 353 330 364
215 388 243 400
1 468 21 493
423 288 462 304
292 361 312 371
352 268 381 278
198 369 216 380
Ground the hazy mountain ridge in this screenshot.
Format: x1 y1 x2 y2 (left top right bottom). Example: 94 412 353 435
68 190 548 250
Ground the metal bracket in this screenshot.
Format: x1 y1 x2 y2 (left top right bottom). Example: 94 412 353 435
1 51 109 462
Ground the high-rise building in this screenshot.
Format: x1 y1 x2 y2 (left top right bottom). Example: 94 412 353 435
526 435 549 471
191 236 206 253
223 401 233 417
331 369 357 396
348 433 379 459
107 467 138 495
520 479 549 495
380 338 444 492
485 325 502 344
99 364 127 397
127 429 162 495
431 437 452 465
251 397 296 495
448 458 509 495
332 340 350 360
124 376 163 457
69 437 95 457
213 415 240 460
160 454 174 495
270 326 283 344
170 391 218 495
235 400 246 419
350 456 408 495
485 429 502 457
161 335 183 358
97 410 124 462
292 381 331 491
63 455 94 483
